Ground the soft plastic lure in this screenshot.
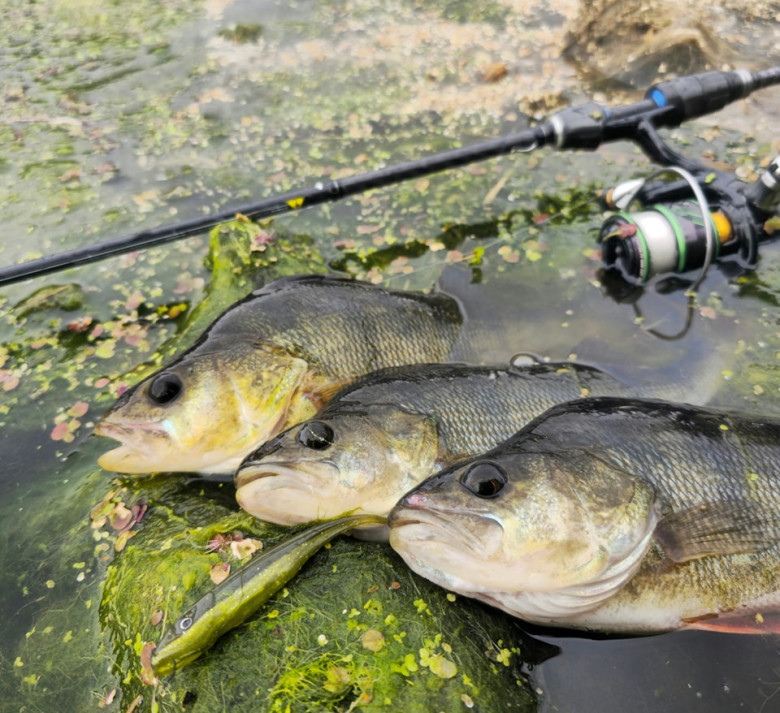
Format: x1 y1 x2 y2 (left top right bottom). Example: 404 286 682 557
152 514 385 676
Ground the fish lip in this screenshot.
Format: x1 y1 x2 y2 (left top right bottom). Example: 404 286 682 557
386 514 422 528
95 418 173 472
389 502 502 557
388 492 443 529
234 461 336 491
94 418 168 441
389 504 453 537
235 461 342 525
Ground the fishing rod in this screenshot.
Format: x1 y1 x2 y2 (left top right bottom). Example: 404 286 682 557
1 67 779 287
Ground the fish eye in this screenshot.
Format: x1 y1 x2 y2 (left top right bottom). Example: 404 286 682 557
458 462 507 498
297 421 335 450
148 372 183 405
178 616 193 632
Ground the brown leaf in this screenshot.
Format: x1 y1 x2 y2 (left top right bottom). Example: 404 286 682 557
140 642 158 686
482 62 508 83
210 562 231 584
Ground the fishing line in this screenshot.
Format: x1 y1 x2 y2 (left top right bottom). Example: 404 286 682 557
619 165 717 341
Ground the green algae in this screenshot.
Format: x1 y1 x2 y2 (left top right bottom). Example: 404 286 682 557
1 1 779 712
98 476 537 711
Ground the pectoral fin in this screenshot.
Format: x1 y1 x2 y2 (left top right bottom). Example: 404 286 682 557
684 611 780 634
654 500 780 563
303 376 353 411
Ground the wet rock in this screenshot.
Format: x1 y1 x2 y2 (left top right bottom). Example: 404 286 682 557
562 0 763 88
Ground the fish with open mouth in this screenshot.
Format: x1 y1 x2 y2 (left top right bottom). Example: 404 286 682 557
235 361 687 536
95 274 463 474
388 397 780 633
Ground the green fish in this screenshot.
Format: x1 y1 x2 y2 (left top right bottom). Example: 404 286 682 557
151 514 385 676
235 361 683 536
389 397 780 633
95 275 462 475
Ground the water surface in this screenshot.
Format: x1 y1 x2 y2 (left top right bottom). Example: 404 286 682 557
1 1 779 711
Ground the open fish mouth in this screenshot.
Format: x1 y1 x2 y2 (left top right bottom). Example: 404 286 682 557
95 419 174 472
94 418 170 443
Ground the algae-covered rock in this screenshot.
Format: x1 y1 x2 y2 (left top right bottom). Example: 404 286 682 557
127 218 328 379
562 0 774 88
9 449 541 713
100 475 540 712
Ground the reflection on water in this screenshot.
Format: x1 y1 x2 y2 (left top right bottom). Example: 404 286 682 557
441 257 735 405
529 628 780 713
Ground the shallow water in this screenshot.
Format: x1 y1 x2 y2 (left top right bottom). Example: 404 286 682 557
1 1 779 711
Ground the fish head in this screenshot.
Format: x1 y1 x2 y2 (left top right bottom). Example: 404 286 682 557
389 448 657 600
95 344 310 474
235 404 439 527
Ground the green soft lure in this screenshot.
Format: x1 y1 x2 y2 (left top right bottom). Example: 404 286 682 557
151 514 386 676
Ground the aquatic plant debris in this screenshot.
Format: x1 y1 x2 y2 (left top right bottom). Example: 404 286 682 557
2 0 779 711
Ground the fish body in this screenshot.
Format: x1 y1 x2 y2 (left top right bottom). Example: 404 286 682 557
151 514 385 676
235 361 670 533
96 275 463 474
388 397 780 633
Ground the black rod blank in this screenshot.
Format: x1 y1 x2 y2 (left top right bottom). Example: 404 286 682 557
1 66 778 287
0 124 552 286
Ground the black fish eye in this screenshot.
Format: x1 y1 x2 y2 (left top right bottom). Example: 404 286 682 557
459 462 507 498
297 421 334 450
178 616 193 632
148 372 183 405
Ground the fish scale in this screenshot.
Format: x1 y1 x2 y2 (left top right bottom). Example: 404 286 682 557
325 364 633 458
516 400 780 510
200 276 463 375
235 362 672 529
388 396 780 633
96 275 466 474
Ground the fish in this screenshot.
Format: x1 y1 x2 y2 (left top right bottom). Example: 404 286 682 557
235 361 683 536
151 513 385 676
388 397 780 634
95 274 463 474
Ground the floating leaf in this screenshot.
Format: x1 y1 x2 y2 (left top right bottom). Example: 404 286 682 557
50 422 71 442
360 628 385 652
109 503 134 532
210 562 231 584
139 642 158 686
0 370 20 391
114 529 137 552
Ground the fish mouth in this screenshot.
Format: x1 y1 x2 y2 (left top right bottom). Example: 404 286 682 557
234 460 336 490
389 505 507 598
388 508 459 545
235 461 344 525
94 417 170 442
389 498 502 559
94 418 172 473
389 505 502 595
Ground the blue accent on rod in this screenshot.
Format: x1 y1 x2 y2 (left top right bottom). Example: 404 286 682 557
650 89 667 107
